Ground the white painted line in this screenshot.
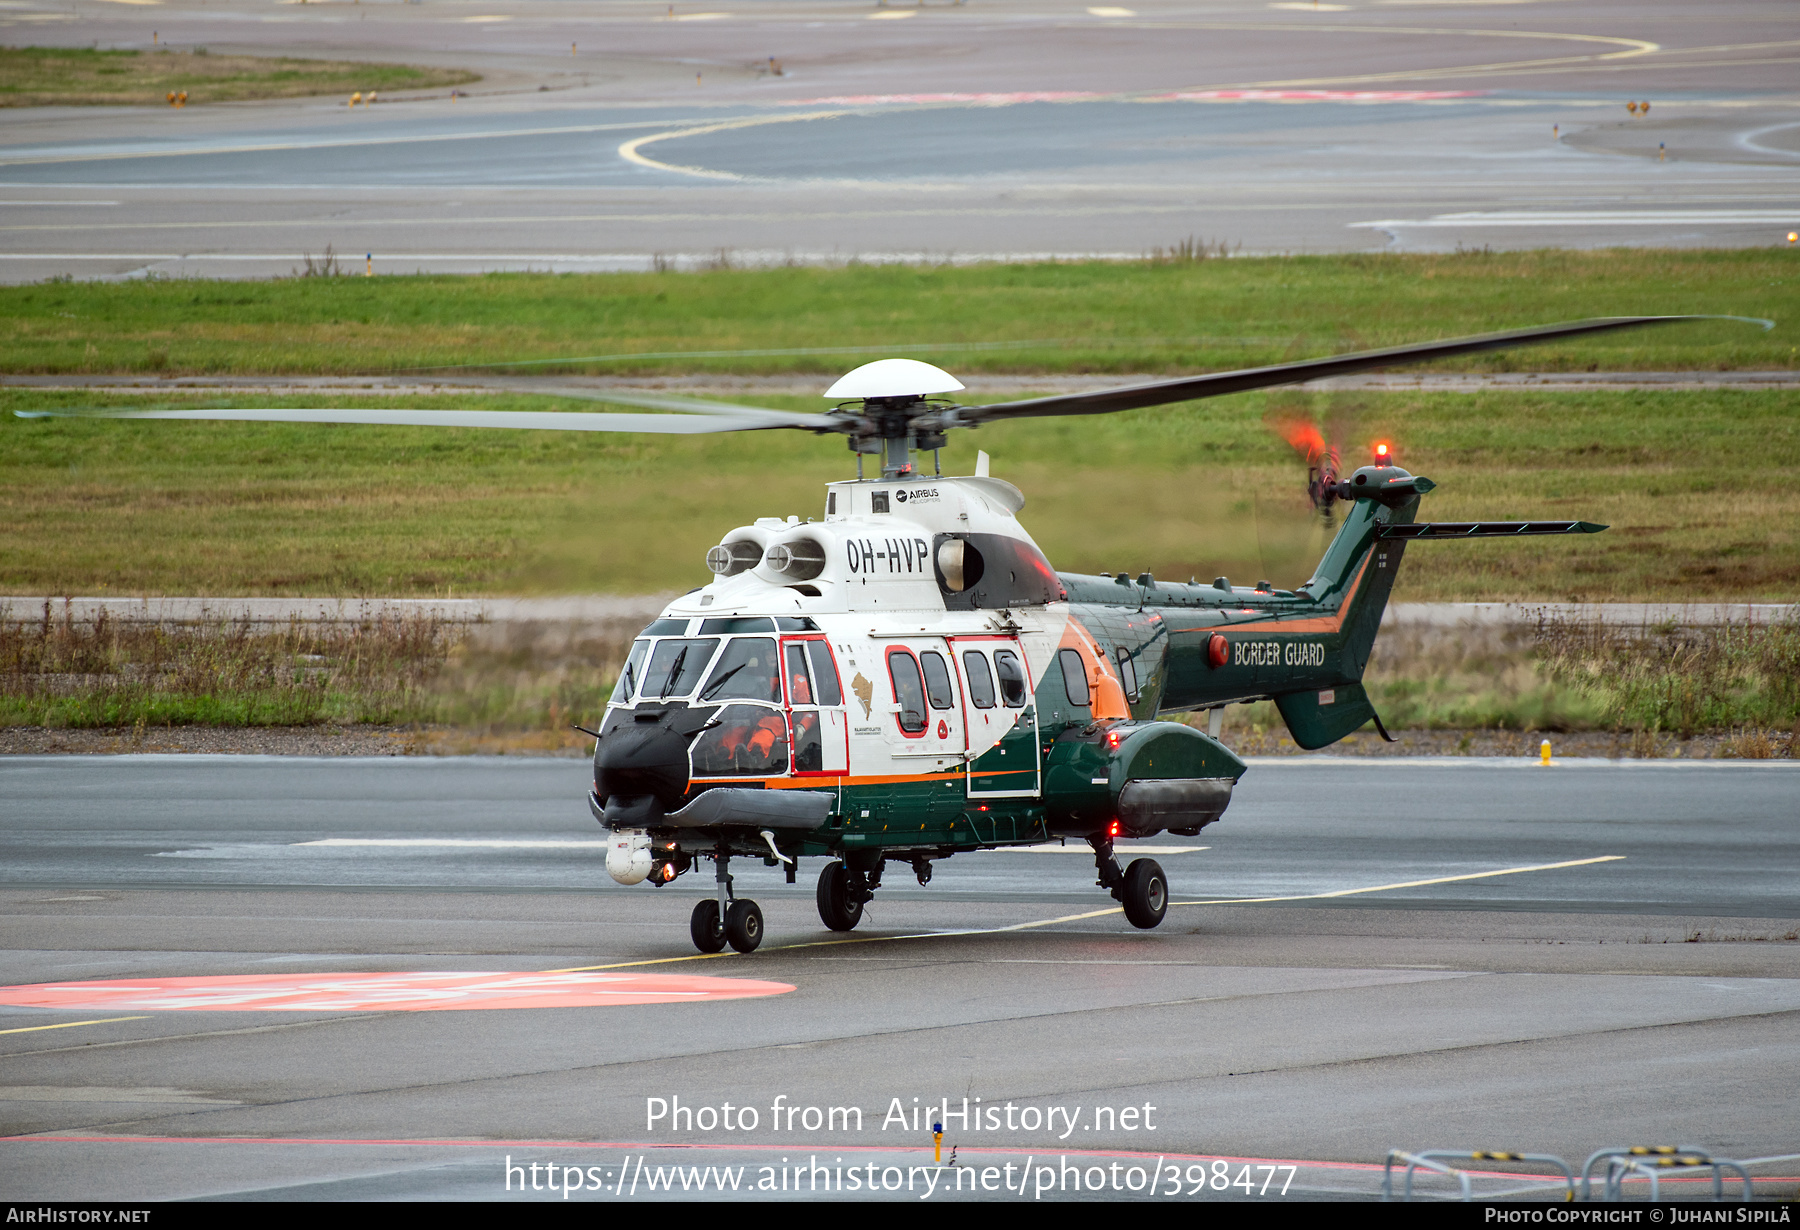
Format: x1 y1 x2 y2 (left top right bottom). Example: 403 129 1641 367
1355 209 1800 229
294 838 608 849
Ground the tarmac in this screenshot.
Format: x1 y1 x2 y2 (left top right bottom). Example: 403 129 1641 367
2 0 1797 279
1 755 1796 1200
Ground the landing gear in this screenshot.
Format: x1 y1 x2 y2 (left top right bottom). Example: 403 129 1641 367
1091 835 1168 930
816 860 863 932
724 900 764 953
689 847 764 954
1120 858 1168 929
690 899 726 953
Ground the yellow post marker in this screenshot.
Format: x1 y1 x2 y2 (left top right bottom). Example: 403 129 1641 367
572 41 578 55
365 253 372 277
351 91 362 107
1540 740 1552 766
1552 123 1558 140
933 1123 943 1163
1659 142 1665 162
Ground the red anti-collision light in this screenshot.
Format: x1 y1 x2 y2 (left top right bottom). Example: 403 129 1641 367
1207 633 1229 669
1106 730 1122 749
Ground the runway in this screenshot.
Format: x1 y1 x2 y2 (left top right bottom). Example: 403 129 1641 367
2 756 1796 1200
3 0 1797 279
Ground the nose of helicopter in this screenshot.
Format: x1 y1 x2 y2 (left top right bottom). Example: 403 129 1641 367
592 716 691 826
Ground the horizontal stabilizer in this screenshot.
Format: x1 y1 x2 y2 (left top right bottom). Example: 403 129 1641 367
1377 520 1606 540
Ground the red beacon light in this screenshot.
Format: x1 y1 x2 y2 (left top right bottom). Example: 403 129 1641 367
1373 443 1391 465
1108 820 1120 837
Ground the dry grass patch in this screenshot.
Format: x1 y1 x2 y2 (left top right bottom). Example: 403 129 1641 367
0 46 475 107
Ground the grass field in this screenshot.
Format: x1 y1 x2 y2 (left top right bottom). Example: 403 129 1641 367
0 46 476 107
4 250 1794 375
4 386 1795 600
4 251 1795 599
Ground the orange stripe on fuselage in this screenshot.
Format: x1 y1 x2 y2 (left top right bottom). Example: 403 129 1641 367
1169 553 1371 637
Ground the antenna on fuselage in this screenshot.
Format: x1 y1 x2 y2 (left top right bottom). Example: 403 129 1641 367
975 450 991 478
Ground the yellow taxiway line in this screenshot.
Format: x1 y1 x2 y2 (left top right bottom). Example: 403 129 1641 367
0 1016 149 1037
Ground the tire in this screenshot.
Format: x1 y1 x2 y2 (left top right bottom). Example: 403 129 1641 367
1120 858 1168 930
816 860 863 932
690 899 726 953
724 899 764 953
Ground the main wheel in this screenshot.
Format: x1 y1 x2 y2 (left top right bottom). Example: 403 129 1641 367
690 899 726 953
724 899 764 953
816 860 863 932
1120 858 1168 930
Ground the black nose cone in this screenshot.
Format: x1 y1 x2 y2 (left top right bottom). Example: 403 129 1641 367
594 719 690 813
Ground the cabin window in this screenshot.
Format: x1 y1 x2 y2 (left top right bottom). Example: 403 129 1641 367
689 703 789 776
697 637 780 703
641 637 720 699
1116 647 1140 701
611 639 648 703
1058 648 1090 707
827 492 837 516
920 652 957 710
871 491 890 514
962 652 996 709
887 649 928 733
994 649 1027 708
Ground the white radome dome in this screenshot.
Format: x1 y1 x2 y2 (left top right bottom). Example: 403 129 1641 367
825 358 965 400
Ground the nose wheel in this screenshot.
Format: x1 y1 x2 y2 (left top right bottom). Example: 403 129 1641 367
724 900 764 952
690 850 766 953
690 899 726 953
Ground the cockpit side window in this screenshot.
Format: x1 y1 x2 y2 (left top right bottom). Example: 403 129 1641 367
642 637 720 699
610 639 649 704
698 637 781 703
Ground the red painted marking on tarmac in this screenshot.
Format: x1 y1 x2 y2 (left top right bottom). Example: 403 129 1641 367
0 971 794 1013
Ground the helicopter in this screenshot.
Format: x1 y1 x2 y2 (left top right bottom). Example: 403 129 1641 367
22 314 1755 954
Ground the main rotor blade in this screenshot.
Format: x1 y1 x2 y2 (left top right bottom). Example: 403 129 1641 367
363 380 851 431
961 316 1774 422
13 405 826 435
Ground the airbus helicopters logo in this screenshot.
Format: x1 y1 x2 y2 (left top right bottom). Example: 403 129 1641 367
847 536 933 576
893 487 939 504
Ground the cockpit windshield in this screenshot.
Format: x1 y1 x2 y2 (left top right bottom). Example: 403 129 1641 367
640 638 720 699
610 639 649 703
698 637 782 703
